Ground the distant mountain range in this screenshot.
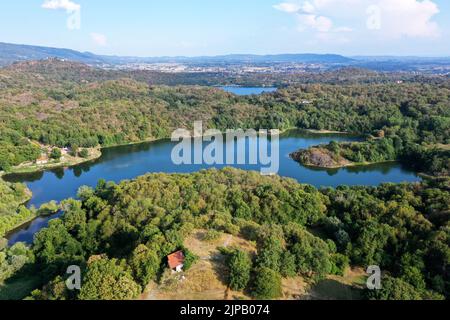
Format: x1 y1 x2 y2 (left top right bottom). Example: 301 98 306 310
0 42 449 72
108 53 355 64
0 42 105 65
0 42 354 66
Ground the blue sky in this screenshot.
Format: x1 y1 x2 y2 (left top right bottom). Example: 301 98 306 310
0 0 449 57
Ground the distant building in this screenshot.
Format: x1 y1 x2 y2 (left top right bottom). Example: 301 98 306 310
167 251 185 273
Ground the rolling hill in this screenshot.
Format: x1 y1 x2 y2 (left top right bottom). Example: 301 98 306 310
0 42 353 66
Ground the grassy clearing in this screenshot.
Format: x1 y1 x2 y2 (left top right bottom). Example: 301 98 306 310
0 273 41 300
281 276 308 300
307 268 366 300
142 230 256 301
141 230 314 301
432 144 450 151
141 230 366 301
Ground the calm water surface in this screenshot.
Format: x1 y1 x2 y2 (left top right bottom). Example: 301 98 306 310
220 86 277 95
5 130 420 245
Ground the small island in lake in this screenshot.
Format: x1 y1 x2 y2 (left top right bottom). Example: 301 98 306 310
290 138 401 169
290 147 353 169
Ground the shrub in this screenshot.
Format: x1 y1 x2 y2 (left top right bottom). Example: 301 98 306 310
79 149 90 159
79 257 141 300
330 253 349 276
203 230 221 242
227 249 252 291
365 276 423 300
50 148 62 160
37 201 59 216
182 249 199 271
252 267 282 300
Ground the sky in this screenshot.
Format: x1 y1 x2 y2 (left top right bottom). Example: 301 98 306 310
0 0 449 57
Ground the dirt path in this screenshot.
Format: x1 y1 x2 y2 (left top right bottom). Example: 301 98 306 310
223 234 233 248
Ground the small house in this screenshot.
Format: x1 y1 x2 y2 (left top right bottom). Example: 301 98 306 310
167 250 185 273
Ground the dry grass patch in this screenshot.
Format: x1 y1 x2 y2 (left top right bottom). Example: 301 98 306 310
306 267 366 300
184 230 257 259
142 230 256 301
434 144 450 151
142 230 337 301
147 259 248 300
281 276 308 300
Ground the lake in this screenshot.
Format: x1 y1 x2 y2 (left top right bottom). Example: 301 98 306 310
220 86 277 95
5 130 420 245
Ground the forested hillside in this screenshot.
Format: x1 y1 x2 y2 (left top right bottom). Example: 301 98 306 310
1 60 449 172
0 180 33 237
292 139 450 177
0 168 446 300
0 60 448 300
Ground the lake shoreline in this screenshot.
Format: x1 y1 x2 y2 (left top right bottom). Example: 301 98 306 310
1 148 102 176
297 159 399 170
3 138 168 176
0 186 35 238
4 130 422 246
3 214 37 239
304 129 349 134
0 128 356 239
1 128 353 178
290 147 399 169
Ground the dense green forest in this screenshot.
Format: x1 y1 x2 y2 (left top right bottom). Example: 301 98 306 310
0 180 33 237
1 60 449 172
321 181 449 299
0 169 447 300
293 138 450 177
0 60 449 300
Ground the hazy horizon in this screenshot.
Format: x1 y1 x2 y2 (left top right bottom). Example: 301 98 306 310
1 1 450 57
3 41 450 59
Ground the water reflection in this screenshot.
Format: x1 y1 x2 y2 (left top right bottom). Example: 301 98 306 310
4 130 420 208
5 130 421 245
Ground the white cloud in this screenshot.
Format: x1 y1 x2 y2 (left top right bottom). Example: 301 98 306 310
275 1 352 34
376 0 440 38
90 33 108 46
334 26 353 33
42 0 80 12
273 2 302 13
300 2 316 14
297 14 333 32
274 0 441 40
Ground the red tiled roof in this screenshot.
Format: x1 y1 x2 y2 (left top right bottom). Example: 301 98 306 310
168 251 185 269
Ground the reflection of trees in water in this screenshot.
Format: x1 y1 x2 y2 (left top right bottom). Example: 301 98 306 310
73 167 82 178
300 161 417 177
100 140 166 161
325 169 339 176
301 164 340 176
345 162 396 175
3 170 44 183
4 140 169 183
282 129 360 141
72 162 92 178
50 167 65 180
7 211 64 245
